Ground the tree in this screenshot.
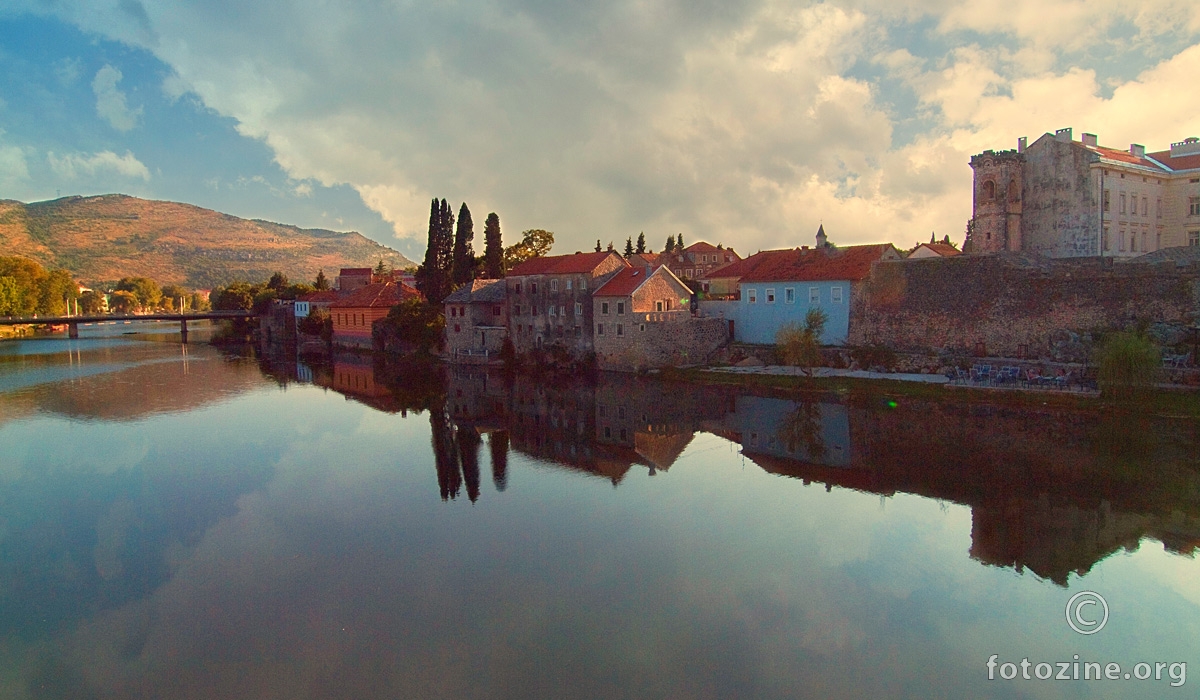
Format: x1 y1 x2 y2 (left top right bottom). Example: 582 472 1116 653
0 276 23 316
190 291 211 311
503 229 555 270
676 233 684 251
451 202 476 286
483 213 505 279
38 269 78 316
416 197 454 304
116 277 162 311
663 235 675 254
624 237 634 256
595 239 602 253
109 290 139 314
776 308 828 377
161 284 189 311
77 290 106 315
1096 332 1160 400
636 232 646 254
374 259 390 276
314 269 330 290
376 298 445 355
267 271 289 290
212 282 255 311
930 232 936 244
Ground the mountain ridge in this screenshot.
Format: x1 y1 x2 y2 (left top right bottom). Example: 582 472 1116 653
0 194 415 288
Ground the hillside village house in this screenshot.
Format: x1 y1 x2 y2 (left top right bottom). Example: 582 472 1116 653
443 279 508 363
699 235 901 346
663 242 741 283
331 281 422 348
968 129 1200 257
506 251 628 356
907 242 961 259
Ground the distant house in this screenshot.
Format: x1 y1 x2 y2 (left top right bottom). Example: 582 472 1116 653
907 242 961 259
506 251 628 356
662 242 741 283
444 279 509 363
294 289 340 319
330 281 422 348
335 268 373 291
592 265 727 369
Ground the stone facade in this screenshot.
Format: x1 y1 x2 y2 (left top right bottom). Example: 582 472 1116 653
506 251 628 357
968 129 1200 258
444 279 508 363
849 254 1200 359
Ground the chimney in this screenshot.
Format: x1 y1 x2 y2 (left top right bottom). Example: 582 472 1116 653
1055 128 1073 143
1082 133 1098 147
1017 136 1027 153
1130 144 1145 158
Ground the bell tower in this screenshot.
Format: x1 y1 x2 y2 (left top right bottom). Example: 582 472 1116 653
966 147 1024 254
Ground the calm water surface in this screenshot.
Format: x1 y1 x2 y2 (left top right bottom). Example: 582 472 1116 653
1 330 1198 699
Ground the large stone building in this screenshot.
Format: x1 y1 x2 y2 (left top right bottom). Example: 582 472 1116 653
505 251 629 356
967 129 1200 258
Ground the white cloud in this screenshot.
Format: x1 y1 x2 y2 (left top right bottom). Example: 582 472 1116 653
48 150 151 181
92 64 142 132
0 134 31 192
14 0 1200 251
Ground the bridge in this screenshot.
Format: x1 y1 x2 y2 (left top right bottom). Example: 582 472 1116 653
0 311 257 343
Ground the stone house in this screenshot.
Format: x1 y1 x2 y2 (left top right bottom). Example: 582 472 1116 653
330 281 422 348
505 251 629 357
444 279 508 363
662 241 741 284
592 266 729 370
968 128 1200 258
701 239 901 346
907 243 961 259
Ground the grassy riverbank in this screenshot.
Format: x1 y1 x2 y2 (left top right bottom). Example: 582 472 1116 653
665 367 1200 419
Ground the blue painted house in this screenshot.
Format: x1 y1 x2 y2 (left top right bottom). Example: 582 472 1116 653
707 237 900 346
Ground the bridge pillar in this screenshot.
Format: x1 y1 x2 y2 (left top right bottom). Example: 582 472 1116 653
68 322 79 339
180 318 189 344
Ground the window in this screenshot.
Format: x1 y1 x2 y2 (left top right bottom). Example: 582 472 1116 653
640 324 646 332
982 180 995 200
1190 197 1200 216
655 301 663 311
514 283 521 294
550 279 558 292
493 305 501 316
831 286 843 303
574 326 581 338
809 287 819 304
549 305 556 317
1190 231 1200 247
575 303 582 316
559 305 565 317
450 307 457 317
1102 227 1110 252
1142 196 1148 216
602 302 610 314
580 278 587 290
454 324 461 333
531 282 538 294
616 323 623 336
1120 193 1126 215
566 279 572 290
766 288 775 303
784 288 794 303
597 323 605 335
513 304 521 316
617 302 625 315
747 289 757 304
1157 199 1163 218
1141 231 1147 252
1119 228 1126 252
1103 190 1110 212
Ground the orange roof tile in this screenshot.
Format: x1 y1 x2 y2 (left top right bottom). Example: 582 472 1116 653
912 243 961 257
1147 150 1200 172
330 281 422 308
593 267 678 297
739 244 897 283
507 251 627 277
339 267 373 275
1083 145 1166 171
298 290 341 303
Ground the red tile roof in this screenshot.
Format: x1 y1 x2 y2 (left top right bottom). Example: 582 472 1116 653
738 244 898 283
593 267 679 297
1147 150 1200 172
701 253 769 280
685 241 720 253
339 268 372 275
912 243 961 257
330 281 422 308
508 251 627 276
1083 145 1165 171
298 290 341 303
628 253 663 269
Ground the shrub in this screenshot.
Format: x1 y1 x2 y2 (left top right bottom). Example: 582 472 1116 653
1095 332 1159 400
776 308 827 376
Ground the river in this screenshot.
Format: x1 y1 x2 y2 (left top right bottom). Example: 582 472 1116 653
0 328 1197 698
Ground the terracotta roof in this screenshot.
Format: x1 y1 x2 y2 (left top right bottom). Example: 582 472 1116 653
507 251 626 277
330 281 422 308
739 244 899 283
338 267 372 275
1083 144 1166 171
628 253 663 269
684 241 720 253
1147 150 1200 172
593 266 681 297
298 290 341 303
701 252 772 280
912 243 961 257
443 278 507 304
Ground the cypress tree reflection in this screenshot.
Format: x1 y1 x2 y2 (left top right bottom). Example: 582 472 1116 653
458 427 482 503
489 431 509 491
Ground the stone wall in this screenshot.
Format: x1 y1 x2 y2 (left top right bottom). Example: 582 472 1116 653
850 255 1200 360
595 314 729 370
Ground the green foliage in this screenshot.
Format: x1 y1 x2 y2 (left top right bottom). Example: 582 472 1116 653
676 233 684 251
663 235 675 253
1096 332 1160 400
376 298 445 355
483 213 504 279
314 269 330 290
624 237 634 256
267 271 289 290
451 202 475 286
109 290 138 314
298 307 332 342
850 344 898 372
416 198 454 304
0 256 79 316
776 308 828 376
161 284 190 311
116 277 162 311
190 291 211 312
212 282 256 311
636 232 646 254
0 276 24 316
77 290 106 315
503 229 555 270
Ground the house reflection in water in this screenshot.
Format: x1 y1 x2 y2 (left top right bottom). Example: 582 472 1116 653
281 357 1200 587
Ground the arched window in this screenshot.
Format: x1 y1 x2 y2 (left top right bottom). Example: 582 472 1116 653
982 180 996 201
1007 179 1019 202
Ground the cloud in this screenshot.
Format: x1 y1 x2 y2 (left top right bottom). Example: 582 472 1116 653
14 0 1200 251
0 132 31 191
48 150 151 181
92 64 142 132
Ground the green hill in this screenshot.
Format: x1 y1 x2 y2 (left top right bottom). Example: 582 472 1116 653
0 194 415 288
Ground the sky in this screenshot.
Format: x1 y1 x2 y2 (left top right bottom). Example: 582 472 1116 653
1 1 1199 261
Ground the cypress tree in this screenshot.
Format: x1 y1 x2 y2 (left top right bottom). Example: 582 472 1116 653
451 202 475 286
664 235 675 253
595 239 602 253
416 197 441 301
676 233 684 251
483 213 504 278
636 232 646 254
624 237 634 256
314 269 329 290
